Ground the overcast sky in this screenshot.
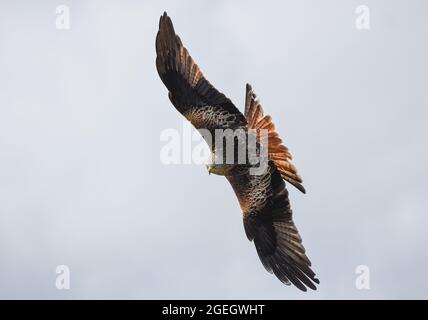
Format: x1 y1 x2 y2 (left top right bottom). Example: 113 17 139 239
0 0 427 299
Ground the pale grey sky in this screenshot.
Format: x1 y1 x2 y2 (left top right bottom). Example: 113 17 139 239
0 0 427 299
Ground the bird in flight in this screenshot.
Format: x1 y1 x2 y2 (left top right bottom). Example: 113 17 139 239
155 12 319 291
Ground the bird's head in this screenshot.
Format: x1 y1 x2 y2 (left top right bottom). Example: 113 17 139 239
206 163 228 176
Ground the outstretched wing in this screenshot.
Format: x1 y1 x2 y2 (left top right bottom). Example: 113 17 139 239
155 12 246 131
226 161 319 291
245 84 305 193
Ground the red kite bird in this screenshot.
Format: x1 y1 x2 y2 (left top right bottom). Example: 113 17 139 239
155 12 319 291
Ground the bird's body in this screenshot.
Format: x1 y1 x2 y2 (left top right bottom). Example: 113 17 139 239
155 12 319 291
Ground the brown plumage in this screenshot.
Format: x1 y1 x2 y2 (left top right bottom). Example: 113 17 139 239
155 12 246 130
245 84 306 194
155 12 319 291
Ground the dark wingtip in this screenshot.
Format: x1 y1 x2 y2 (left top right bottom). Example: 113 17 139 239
297 277 319 291
246 83 257 101
159 11 170 28
157 11 176 54
291 182 306 194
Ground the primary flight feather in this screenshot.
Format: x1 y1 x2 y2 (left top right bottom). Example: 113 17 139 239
155 12 319 291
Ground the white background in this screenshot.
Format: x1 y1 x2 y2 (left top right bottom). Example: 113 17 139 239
0 0 427 299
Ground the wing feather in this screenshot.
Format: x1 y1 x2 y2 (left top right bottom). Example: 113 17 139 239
156 12 246 127
226 161 319 291
244 84 305 193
